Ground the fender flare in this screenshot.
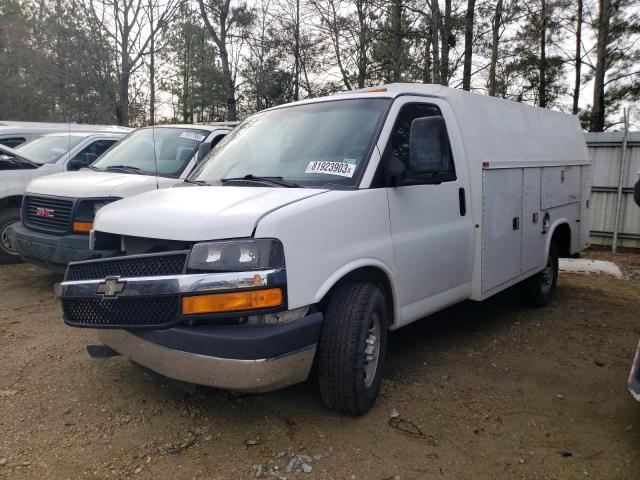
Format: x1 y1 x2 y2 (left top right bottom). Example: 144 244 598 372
312 258 401 327
544 218 572 259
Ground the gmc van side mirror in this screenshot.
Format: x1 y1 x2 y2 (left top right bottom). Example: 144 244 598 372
68 152 98 171
197 141 213 162
409 116 450 175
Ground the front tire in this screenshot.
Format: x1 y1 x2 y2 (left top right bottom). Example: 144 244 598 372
318 282 388 415
0 208 22 264
521 244 558 308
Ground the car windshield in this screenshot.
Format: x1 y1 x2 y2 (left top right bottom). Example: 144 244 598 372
16 135 85 164
190 98 390 187
92 127 208 177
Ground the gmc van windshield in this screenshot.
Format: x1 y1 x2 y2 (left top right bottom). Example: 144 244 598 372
190 98 390 188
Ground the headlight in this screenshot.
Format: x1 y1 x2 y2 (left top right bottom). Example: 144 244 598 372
72 198 120 233
93 202 107 215
188 238 285 272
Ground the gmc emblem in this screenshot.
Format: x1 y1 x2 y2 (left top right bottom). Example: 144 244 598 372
35 207 55 218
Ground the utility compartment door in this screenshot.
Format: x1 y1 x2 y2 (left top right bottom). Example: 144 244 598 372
482 169 523 293
521 168 544 274
541 166 580 209
579 165 592 250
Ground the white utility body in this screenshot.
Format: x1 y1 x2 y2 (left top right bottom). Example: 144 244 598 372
8 124 233 269
58 84 591 415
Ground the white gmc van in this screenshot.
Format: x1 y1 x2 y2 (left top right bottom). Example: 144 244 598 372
0 128 131 263
57 84 591 415
10 124 233 271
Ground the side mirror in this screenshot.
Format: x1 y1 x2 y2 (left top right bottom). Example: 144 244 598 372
409 116 450 175
385 155 406 187
68 153 97 171
197 141 213 162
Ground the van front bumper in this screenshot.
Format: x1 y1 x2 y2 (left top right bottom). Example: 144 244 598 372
10 223 117 272
97 312 322 392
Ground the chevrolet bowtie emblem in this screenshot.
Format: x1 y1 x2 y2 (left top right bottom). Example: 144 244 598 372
95 277 126 298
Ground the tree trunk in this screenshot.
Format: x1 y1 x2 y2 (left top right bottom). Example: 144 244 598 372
391 0 402 82
149 2 155 125
539 0 547 108
219 47 237 121
440 0 451 85
356 0 368 88
294 0 300 100
488 0 502 96
462 0 475 91
431 0 441 84
590 0 611 131
572 0 583 115
423 24 432 83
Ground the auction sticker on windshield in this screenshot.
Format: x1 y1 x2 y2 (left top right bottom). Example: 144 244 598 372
305 160 356 178
180 132 206 142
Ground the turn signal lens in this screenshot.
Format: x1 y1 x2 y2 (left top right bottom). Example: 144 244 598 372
182 288 283 315
73 221 93 233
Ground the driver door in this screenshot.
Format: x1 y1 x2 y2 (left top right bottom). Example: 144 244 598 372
385 98 474 325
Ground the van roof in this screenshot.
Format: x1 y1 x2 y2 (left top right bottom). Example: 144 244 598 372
328 83 589 168
0 122 131 134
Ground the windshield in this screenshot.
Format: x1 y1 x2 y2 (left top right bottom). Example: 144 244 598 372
16 135 85 164
190 98 390 187
92 127 208 177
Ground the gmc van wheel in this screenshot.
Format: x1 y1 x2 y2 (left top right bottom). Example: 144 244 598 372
318 281 388 415
0 208 21 264
521 244 558 308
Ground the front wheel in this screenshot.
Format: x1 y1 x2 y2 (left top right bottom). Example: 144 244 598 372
521 244 559 308
0 208 22 264
318 282 388 415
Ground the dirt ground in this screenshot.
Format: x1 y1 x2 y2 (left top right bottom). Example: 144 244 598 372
1 250 639 480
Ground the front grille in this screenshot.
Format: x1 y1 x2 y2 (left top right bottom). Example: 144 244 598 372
65 252 188 281
24 195 73 233
63 296 179 328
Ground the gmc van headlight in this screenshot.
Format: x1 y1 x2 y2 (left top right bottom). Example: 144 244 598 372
188 239 285 272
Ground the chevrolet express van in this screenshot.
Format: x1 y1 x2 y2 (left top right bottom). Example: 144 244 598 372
10 124 233 271
57 84 592 415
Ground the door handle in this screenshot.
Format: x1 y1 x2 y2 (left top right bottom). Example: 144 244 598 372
513 217 520 230
458 188 466 216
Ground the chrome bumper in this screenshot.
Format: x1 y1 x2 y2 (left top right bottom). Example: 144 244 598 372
59 269 286 297
98 329 317 392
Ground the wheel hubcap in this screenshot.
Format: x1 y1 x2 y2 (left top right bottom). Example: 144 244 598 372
363 312 381 388
0 222 17 255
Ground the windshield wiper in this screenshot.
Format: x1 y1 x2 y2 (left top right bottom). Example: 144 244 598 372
83 165 100 171
183 178 211 186
221 174 299 188
105 165 142 174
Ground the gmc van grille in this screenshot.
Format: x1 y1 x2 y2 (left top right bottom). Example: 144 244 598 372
65 253 188 281
24 196 73 233
63 296 179 328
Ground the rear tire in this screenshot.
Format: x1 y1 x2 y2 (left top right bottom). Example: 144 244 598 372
318 282 388 416
521 244 558 308
0 208 22 264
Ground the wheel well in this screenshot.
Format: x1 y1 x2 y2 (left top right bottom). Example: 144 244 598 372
0 196 23 210
551 223 571 258
318 267 395 326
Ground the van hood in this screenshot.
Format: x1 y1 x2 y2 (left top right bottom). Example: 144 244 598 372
25 171 177 199
94 186 329 241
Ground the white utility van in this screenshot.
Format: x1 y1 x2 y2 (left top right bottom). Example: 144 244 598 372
10 124 234 271
0 128 130 263
0 121 124 148
57 84 591 415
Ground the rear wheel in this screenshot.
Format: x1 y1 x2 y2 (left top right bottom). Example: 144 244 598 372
318 282 388 415
521 244 558 308
0 208 22 264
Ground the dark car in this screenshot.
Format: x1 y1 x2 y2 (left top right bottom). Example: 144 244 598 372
631 174 640 401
